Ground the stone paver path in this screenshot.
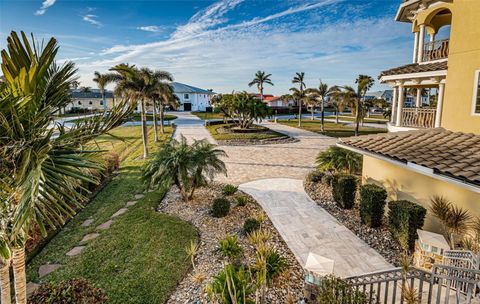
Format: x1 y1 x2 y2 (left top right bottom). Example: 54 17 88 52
96 219 113 230
134 194 145 200
111 208 128 218
39 264 62 278
173 112 217 144
81 233 100 242
239 178 392 277
66 246 86 257
81 218 93 227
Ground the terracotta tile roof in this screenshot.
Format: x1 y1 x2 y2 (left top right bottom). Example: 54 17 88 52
379 61 448 78
338 128 480 186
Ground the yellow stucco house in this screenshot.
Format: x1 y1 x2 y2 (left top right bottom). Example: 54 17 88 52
338 0 480 232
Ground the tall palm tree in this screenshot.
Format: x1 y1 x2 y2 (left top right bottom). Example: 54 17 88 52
292 72 306 127
354 75 374 136
93 71 116 112
248 71 273 102
0 31 134 304
305 81 333 130
154 83 179 134
328 86 344 123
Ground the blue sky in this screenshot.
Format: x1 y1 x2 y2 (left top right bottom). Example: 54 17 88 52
0 0 414 94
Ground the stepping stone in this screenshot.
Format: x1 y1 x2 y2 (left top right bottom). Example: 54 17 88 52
126 200 137 207
134 194 144 199
39 264 62 278
27 282 40 296
66 246 85 257
96 220 112 230
81 233 100 243
111 208 128 218
81 218 94 227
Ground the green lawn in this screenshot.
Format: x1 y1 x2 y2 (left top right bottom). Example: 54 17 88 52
324 115 388 124
129 113 177 122
277 119 386 138
27 126 198 303
207 123 285 141
192 111 225 120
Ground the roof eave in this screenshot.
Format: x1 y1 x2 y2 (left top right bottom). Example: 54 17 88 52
395 0 420 22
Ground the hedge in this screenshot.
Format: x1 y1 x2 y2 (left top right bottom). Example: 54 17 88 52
388 200 427 251
360 184 388 228
332 174 358 209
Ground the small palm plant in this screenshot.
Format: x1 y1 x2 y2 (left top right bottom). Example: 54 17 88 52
430 195 472 249
142 136 227 201
316 146 362 174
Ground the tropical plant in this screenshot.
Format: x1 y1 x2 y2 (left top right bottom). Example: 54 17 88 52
247 229 272 249
142 136 227 201
328 85 345 123
211 92 268 129
0 31 133 304
253 246 288 283
236 196 248 207
430 195 472 248
218 235 242 259
248 71 273 101
316 146 362 174
316 275 369 304
154 82 178 135
353 75 374 136
244 218 261 234
186 239 199 270
208 263 255 304
305 81 334 130
292 72 306 127
212 198 231 218
28 278 108 304
222 184 238 196
93 71 116 111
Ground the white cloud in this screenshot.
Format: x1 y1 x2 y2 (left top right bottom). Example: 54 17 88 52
34 0 56 16
137 26 162 32
82 14 102 27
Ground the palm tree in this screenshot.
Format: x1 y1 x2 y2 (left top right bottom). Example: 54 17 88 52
354 75 374 136
327 86 343 123
155 83 179 134
305 81 334 130
142 136 227 201
0 31 134 304
333 86 357 124
248 71 273 102
93 71 116 112
292 72 306 127
79 86 91 93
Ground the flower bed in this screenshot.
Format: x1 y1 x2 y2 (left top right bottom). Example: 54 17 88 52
159 183 304 303
304 175 403 266
207 123 297 145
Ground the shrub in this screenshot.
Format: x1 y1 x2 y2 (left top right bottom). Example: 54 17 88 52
316 275 370 303
218 235 242 259
388 200 427 251
316 146 362 174
222 184 238 196
236 195 248 206
360 184 388 228
307 170 325 183
244 218 261 234
264 249 288 282
207 264 254 303
103 151 120 174
212 198 231 218
321 173 334 186
28 278 108 304
332 174 357 209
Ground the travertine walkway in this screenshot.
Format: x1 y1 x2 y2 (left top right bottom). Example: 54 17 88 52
239 178 391 278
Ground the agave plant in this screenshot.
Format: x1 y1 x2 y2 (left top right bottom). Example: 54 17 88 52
0 31 134 304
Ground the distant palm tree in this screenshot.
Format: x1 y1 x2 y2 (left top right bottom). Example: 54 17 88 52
155 83 179 134
93 71 116 112
305 81 334 130
79 86 91 93
328 86 344 123
248 71 273 102
354 75 374 136
70 80 80 90
292 72 306 127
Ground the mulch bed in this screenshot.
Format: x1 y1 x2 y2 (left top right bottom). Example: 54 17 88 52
159 183 305 303
217 136 298 146
304 176 403 266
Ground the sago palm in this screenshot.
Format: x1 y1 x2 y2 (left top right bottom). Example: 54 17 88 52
0 31 133 303
248 71 273 102
316 146 362 174
292 72 306 127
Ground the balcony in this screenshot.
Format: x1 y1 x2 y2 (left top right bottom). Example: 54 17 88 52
422 38 449 62
400 107 437 128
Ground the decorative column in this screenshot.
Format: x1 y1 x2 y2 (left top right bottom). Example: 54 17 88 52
417 24 425 63
435 83 445 127
396 84 405 126
413 31 419 63
416 88 422 107
391 86 398 123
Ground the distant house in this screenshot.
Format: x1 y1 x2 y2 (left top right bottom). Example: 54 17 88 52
66 89 114 112
171 82 214 112
365 89 429 107
263 96 294 108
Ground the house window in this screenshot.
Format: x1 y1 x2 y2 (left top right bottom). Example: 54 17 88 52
184 93 189 100
431 246 439 254
89 101 93 105
100 100 103 105
78 101 82 105
473 70 480 115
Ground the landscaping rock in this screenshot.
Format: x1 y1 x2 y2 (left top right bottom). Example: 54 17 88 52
111 208 128 218
66 246 86 257
126 200 137 207
26 282 40 296
96 220 113 230
134 194 144 199
81 233 100 243
81 218 94 227
38 264 62 278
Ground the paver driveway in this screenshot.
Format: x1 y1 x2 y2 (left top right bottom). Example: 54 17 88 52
173 112 392 276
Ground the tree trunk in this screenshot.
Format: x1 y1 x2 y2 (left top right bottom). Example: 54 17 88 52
335 109 339 124
0 259 11 304
153 100 159 142
160 104 165 134
102 92 107 113
320 101 325 132
140 98 149 158
311 106 314 120
112 93 116 108
355 98 360 136
12 247 26 304
298 99 302 127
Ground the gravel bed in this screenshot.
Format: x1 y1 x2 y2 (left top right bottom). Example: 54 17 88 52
159 183 304 303
217 136 298 146
304 176 403 266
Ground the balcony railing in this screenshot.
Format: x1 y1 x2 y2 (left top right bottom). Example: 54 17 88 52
423 38 449 62
401 107 436 128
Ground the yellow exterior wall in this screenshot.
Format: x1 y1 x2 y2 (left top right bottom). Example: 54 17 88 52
414 1 480 134
362 155 480 233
